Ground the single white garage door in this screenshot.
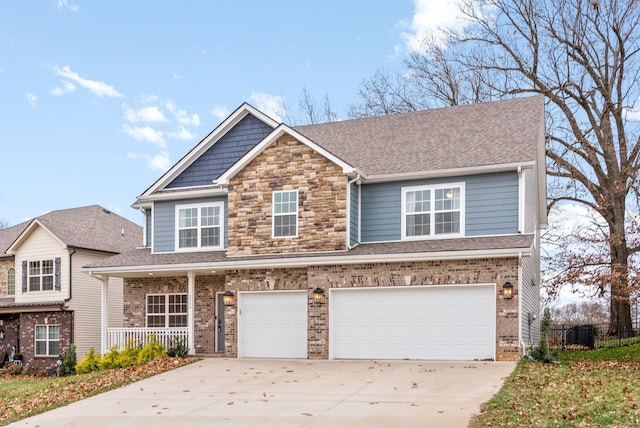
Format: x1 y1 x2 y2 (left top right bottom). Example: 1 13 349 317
238 291 308 358
330 285 495 360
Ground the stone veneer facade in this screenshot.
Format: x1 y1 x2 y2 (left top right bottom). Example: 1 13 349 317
227 134 347 256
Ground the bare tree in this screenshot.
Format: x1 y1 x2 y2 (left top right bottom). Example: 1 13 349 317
350 0 640 334
286 87 340 125
551 300 609 325
0 220 8 230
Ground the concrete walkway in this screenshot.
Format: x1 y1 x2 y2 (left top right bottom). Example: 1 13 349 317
8 359 515 428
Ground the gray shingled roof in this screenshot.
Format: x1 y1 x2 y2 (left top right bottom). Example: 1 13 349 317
0 205 142 255
85 234 534 270
294 96 544 177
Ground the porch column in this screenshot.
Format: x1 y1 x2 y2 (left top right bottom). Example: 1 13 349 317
100 275 109 355
187 271 195 355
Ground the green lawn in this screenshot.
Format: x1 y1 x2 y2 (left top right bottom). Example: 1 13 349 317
475 345 640 427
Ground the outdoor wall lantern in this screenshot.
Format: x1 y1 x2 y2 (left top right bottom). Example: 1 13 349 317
502 282 514 299
312 287 325 303
222 290 236 306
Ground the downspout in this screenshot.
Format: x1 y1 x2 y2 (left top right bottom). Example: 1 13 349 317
518 251 526 357
61 247 77 345
346 173 361 250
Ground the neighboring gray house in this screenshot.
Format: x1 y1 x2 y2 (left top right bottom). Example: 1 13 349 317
86 97 546 361
0 206 141 369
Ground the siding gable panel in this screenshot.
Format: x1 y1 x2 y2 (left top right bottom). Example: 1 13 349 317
166 115 274 189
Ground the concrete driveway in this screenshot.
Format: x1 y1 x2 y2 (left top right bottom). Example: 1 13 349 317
8 358 515 428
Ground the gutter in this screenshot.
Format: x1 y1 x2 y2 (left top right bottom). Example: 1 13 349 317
63 247 76 305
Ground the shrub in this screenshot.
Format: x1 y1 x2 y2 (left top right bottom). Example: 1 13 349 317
75 347 100 374
529 307 559 363
166 339 188 358
98 346 121 370
58 343 77 376
137 336 165 364
115 340 140 368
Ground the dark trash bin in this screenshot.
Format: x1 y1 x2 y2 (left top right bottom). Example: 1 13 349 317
566 324 595 349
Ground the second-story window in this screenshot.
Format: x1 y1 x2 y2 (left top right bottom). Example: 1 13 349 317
402 183 464 239
7 267 15 295
28 260 54 292
273 190 298 238
176 202 223 250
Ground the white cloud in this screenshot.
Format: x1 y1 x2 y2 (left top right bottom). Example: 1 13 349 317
51 80 76 96
168 125 196 141
57 0 80 12
400 0 472 52
122 125 166 147
54 65 123 98
123 105 168 123
165 99 200 126
127 151 171 171
247 92 285 122
210 105 230 120
26 92 37 106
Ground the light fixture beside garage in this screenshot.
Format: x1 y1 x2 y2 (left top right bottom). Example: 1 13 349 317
312 287 325 303
222 290 236 306
502 282 514 299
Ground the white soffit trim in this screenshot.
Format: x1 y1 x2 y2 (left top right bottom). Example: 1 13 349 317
83 246 532 276
217 124 357 185
133 187 228 206
362 161 536 183
137 103 280 198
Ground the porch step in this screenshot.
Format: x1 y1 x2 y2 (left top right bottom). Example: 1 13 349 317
192 352 226 358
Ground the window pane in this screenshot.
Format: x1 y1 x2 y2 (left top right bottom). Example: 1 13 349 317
48 340 60 356
406 214 430 237
147 295 165 314
48 325 60 340
201 227 220 247
201 206 219 227
435 188 460 211
29 261 40 276
435 212 460 234
147 315 165 328
179 208 198 228
42 275 54 291
169 314 187 327
42 260 54 275
274 214 296 237
7 268 15 295
35 341 47 355
179 229 198 248
406 190 429 213
36 325 46 340
29 277 40 292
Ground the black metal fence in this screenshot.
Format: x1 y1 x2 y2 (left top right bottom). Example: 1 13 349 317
549 321 640 350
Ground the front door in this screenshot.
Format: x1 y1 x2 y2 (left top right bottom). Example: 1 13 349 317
215 292 225 352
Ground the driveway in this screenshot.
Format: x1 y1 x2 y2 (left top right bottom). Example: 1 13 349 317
8 358 515 428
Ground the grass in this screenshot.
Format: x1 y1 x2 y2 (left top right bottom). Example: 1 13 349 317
475 344 640 427
0 357 192 426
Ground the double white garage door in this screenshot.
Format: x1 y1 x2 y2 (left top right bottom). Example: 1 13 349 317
238 285 495 360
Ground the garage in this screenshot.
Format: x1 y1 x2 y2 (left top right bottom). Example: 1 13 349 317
330 285 495 360
238 291 308 358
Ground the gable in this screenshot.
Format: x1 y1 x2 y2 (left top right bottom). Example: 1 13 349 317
167 114 274 188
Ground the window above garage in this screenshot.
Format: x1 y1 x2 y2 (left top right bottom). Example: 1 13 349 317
401 183 465 240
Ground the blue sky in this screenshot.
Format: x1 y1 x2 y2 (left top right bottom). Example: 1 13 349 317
1 0 458 227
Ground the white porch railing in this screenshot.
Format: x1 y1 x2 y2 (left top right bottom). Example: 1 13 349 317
106 327 189 351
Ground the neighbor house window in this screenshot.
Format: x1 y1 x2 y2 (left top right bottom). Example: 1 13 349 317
273 190 298 238
175 202 223 250
146 294 188 328
7 267 15 295
402 183 464 239
35 325 60 356
28 260 54 291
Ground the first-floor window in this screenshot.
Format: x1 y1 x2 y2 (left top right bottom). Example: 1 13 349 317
28 260 54 291
402 183 464 239
35 325 60 356
146 294 188 328
7 267 15 295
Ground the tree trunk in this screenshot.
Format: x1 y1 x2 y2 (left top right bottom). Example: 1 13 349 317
609 231 633 336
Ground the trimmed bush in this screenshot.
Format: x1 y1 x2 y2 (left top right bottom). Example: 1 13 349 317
138 337 165 364
75 347 99 374
58 343 77 376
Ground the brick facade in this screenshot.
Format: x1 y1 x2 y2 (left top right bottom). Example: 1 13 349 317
227 134 348 256
17 310 73 370
121 258 519 361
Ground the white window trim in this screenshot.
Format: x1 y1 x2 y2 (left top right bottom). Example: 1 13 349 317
401 182 465 240
28 259 54 292
272 190 299 238
34 324 60 356
174 201 224 252
145 293 188 328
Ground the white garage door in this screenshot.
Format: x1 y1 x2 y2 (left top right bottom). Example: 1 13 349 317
238 291 308 358
330 285 495 360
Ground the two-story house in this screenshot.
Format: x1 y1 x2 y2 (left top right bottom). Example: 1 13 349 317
86 96 546 361
0 205 141 369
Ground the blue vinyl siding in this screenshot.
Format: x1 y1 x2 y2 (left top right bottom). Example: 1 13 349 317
361 172 519 242
153 197 228 252
350 182 359 246
166 114 274 188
